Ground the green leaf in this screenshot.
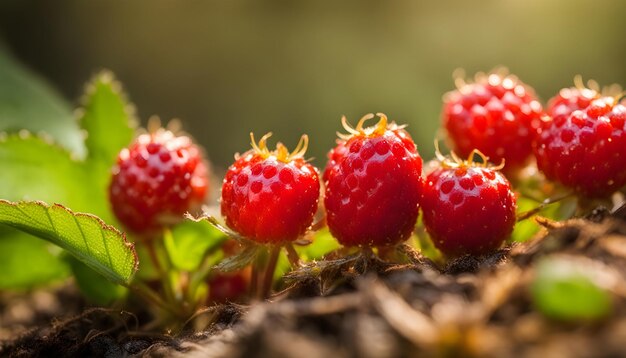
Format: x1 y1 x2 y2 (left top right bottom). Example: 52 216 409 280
215 244 260 272
512 196 573 243
79 71 135 167
0 136 90 206
511 197 542 243
0 136 107 289
297 228 341 260
0 200 138 285
531 257 613 322
0 225 69 289
0 46 84 156
164 220 227 271
66 256 128 304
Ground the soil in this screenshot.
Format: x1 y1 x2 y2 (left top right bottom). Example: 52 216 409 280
2 205 626 357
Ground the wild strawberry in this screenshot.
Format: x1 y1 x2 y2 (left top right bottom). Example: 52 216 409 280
109 128 208 233
208 267 251 303
322 139 347 183
324 113 423 247
534 97 626 198
546 77 600 126
220 133 320 244
442 69 545 174
421 149 517 257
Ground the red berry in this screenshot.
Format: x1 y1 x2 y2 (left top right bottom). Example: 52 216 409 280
109 129 208 233
546 85 599 126
324 113 423 247
535 97 626 198
421 152 517 257
208 267 251 303
221 133 320 244
322 139 347 183
442 70 545 173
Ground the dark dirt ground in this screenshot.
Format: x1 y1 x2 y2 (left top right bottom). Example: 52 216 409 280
2 205 626 357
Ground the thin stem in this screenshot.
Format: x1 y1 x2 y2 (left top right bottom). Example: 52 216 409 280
285 243 301 268
145 239 164 276
127 281 179 316
310 215 327 232
261 246 281 299
151 233 179 306
189 239 228 285
517 192 573 221
250 256 260 299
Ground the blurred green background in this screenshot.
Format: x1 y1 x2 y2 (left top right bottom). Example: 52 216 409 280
1 0 626 168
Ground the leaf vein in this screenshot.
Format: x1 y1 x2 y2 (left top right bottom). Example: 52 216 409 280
43 207 59 239
13 205 43 229
100 227 115 273
72 214 91 256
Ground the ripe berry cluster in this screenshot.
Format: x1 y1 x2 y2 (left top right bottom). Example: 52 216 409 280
217 112 515 258
109 69 626 261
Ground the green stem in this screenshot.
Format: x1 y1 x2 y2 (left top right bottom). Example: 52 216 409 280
188 241 227 292
517 192 573 221
285 243 301 268
127 281 180 316
250 255 260 299
261 245 281 299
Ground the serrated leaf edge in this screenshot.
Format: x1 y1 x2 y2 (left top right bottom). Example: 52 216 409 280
0 199 139 283
76 69 138 133
0 133 84 162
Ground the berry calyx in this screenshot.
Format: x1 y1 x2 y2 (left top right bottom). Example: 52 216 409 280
535 96 626 198
442 69 545 174
421 147 517 257
221 133 320 244
109 127 209 233
324 113 423 247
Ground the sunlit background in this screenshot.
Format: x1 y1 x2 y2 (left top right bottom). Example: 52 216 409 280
2 0 626 168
